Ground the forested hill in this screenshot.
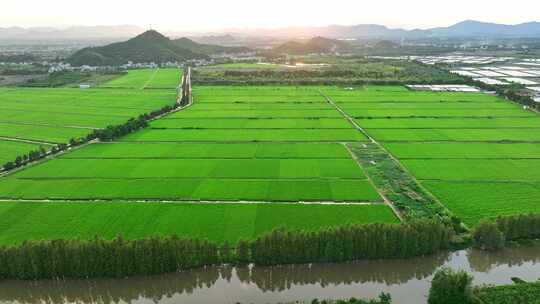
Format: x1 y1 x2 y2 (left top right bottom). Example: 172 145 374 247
273 37 351 55
67 30 208 66
173 37 251 55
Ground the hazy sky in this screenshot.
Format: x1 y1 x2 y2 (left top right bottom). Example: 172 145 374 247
1 0 539 31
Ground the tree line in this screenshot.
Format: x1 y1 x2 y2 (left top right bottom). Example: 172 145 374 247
0 220 451 280
428 267 540 304
247 220 451 265
472 213 540 251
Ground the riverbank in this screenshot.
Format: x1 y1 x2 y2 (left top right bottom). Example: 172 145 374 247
0 244 538 304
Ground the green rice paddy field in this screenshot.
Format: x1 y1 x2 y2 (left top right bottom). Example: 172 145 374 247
0 86 381 203
0 70 179 165
323 86 540 225
102 68 182 89
0 202 398 245
0 85 396 243
2 83 540 245
0 140 49 165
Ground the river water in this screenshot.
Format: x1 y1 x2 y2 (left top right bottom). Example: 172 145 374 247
0 245 539 304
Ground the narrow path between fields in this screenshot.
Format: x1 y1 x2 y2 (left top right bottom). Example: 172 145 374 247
0 198 382 205
342 144 404 222
0 139 98 178
321 90 469 221
0 121 99 130
141 69 159 90
319 89 461 224
0 136 57 146
318 90 404 221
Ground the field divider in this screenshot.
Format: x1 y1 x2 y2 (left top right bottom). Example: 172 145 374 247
415 179 540 184
0 198 383 205
116 140 369 144
319 90 404 221
363 127 540 130
352 115 534 119
0 137 57 146
140 69 159 90
148 127 352 130
377 140 540 144
0 121 99 130
161 116 344 119
343 144 404 222
392 157 540 160
161 117 346 120
0 139 98 178
13 177 371 181
1 108 134 118
61 157 353 160
319 90 461 224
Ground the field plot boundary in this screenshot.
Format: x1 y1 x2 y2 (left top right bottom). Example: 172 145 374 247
0 139 97 178
325 85 540 225
319 90 408 220
141 69 159 89
0 121 97 130
0 198 382 205
321 88 456 222
0 86 387 204
343 143 404 221
0 137 56 146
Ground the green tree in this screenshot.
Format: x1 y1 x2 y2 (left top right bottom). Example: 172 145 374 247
428 268 473 304
472 220 505 251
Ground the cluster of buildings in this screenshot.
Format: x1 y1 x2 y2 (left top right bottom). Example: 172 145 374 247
48 61 178 74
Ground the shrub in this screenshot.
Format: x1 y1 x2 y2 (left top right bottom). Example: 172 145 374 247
472 220 505 251
428 268 473 304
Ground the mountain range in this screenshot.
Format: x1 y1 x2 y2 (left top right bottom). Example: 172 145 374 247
2 20 540 41
252 20 540 39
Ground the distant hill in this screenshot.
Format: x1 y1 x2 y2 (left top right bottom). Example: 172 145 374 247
273 37 351 55
236 20 540 39
67 30 207 66
173 37 251 55
3 20 540 43
429 20 540 37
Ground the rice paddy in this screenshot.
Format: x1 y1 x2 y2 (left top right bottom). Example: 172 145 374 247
0 86 382 203
0 201 398 245
323 86 540 225
3 82 539 238
0 140 48 165
0 70 179 165
102 68 182 89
